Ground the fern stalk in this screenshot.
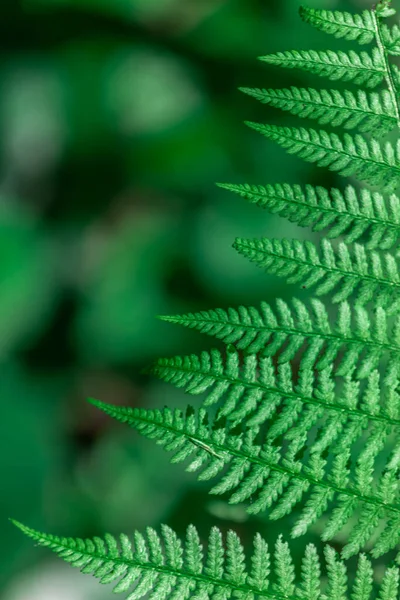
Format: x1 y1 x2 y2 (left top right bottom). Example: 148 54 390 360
371 6 400 126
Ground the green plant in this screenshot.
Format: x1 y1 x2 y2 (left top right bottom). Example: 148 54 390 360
12 1 400 597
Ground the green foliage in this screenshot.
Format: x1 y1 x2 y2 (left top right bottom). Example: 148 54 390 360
376 1 397 19
11 520 400 600
89 399 400 558
298 7 376 44
240 88 396 135
259 49 385 87
12 1 400 598
382 23 400 54
245 124 400 192
217 184 400 250
159 300 400 378
149 347 400 428
233 237 400 306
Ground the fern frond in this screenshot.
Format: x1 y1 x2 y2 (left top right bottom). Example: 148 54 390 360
87 400 400 558
259 49 385 88
233 237 400 307
148 347 400 431
159 299 400 379
299 6 375 44
217 183 400 250
246 123 400 192
240 87 396 135
13 520 400 600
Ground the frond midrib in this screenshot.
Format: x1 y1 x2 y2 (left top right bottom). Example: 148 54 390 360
17 523 296 600
164 309 400 357
371 9 400 126
241 87 396 124
248 123 400 177
300 9 373 35
261 51 385 74
218 183 400 234
153 359 400 428
99 402 400 516
235 237 400 290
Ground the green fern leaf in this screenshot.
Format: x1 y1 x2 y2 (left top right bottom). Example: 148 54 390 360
13 520 399 600
299 7 375 44
233 237 400 306
259 49 385 87
240 87 396 135
148 347 400 430
217 183 400 250
382 24 400 55
87 400 400 558
375 1 397 19
159 299 400 379
246 123 400 192
350 553 374 600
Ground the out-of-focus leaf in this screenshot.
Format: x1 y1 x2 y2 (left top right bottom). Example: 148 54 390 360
74 423 195 531
1 363 64 586
74 211 185 363
23 0 133 18
23 0 176 21
0 201 58 356
104 47 204 135
1 62 67 178
3 563 105 600
185 1 280 59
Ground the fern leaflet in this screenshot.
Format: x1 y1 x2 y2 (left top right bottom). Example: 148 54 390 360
149 347 400 433
259 49 385 87
298 7 376 44
13 520 400 600
233 237 400 307
246 123 400 192
382 23 400 55
217 183 400 250
87 399 400 558
159 299 400 378
240 87 396 135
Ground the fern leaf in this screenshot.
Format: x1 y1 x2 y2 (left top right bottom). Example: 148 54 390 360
299 6 375 44
350 553 374 600
14 520 399 600
147 347 400 430
233 237 400 307
375 1 397 19
240 87 396 135
246 123 400 192
382 23 400 56
378 570 400 600
217 183 400 250
259 49 385 88
86 400 400 558
159 299 400 379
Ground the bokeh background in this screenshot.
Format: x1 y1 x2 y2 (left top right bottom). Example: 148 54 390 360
2 0 378 598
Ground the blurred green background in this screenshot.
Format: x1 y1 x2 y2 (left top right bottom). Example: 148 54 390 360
1 0 374 597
